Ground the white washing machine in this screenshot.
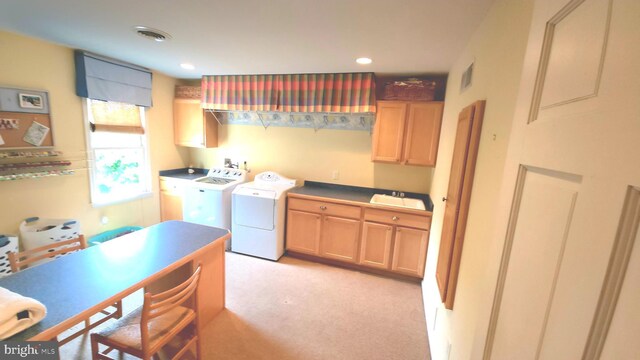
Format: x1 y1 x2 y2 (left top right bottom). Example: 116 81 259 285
183 167 247 249
232 172 296 260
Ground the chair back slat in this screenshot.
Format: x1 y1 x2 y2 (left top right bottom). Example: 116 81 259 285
149 276 199 313
9 235 87 272
140 266 201 352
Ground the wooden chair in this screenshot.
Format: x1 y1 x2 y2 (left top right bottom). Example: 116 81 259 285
91 266 202 360
8 235 123 346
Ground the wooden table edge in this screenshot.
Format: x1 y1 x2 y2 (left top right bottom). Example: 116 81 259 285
26 232 230 341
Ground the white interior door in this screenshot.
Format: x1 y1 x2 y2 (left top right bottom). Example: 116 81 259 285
485 0 640 359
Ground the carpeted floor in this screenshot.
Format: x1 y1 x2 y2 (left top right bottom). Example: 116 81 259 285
60 253 430 359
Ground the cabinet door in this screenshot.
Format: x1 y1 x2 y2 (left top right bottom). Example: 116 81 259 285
320 216 360 263
359 221 393 269
371 101 408 163
286 210 322 255
174 100 218 148
160 191 183 221
392 227 429 277
403 102 444 166
174 99 205 147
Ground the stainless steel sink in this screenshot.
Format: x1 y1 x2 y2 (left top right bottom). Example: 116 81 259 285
369 194 426 211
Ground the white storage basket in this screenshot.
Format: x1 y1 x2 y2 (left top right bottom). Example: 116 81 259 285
0 235 18 278
19 217 82 266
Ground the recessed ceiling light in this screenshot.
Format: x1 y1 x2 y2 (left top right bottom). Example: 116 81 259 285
132 26 172 42
180 63 195 70
356 57 373 65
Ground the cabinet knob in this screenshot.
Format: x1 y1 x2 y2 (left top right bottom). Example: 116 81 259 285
442 197 448 202
392 216 399 221
320 206 327 210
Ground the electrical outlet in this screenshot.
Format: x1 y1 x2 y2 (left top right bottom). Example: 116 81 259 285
224 158 232 168
332 170 339 180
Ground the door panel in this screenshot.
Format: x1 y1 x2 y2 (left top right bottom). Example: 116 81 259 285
598 192 640 359
320 216 360 263
486 0 640 358
286 210 321 255
492 168 581 359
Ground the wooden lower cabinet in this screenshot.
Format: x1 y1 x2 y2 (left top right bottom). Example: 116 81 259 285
391 227 429 277
320 216 360 263
286 195 431 279
160 178 184 221
286 210 322 255
359 222 393 269
160 191 183 221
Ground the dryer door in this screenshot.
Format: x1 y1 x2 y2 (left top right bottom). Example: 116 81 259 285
233 187 276 230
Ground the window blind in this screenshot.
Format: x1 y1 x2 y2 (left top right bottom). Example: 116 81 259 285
88 100 144 134
75 50 152 108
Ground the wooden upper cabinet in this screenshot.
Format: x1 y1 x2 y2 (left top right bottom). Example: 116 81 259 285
173 99 218 148
372 101 444 167
371 102 407 163
403 102 444 166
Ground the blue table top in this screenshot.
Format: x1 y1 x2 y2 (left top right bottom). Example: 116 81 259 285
0 221 229 341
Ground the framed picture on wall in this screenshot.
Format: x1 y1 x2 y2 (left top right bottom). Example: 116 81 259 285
18 93 44 109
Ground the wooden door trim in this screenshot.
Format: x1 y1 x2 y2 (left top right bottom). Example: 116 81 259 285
444 100 485 309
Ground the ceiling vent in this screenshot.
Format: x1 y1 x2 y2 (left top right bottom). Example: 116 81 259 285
132 26 172 42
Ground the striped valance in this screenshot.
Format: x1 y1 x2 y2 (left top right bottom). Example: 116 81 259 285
201 75 280 111
201 72 376 113
280 73 376 113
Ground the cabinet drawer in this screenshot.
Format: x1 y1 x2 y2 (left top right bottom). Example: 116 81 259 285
288 197 361 219
364 208 430 230
159 178 185 192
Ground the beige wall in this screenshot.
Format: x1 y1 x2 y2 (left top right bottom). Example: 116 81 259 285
421 0 534 358
0 31 188 238
190 124 432 193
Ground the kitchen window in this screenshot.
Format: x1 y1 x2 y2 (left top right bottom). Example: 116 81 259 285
84 99 151 206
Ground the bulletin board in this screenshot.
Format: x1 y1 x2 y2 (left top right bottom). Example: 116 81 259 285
0 87 54 149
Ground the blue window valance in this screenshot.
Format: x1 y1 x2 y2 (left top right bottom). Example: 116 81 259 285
74 51 152 107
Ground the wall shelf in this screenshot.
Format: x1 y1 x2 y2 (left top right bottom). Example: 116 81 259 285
0 170 75 182
0 150 76 181
0 150 62 159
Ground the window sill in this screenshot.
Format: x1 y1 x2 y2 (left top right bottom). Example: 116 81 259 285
91 191 153 208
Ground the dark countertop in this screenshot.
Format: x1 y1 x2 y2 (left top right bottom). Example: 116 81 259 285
159 167 208 181
0 221 229 341
289 181 434 212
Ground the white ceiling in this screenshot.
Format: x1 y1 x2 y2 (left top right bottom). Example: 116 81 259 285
0 0 494 79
